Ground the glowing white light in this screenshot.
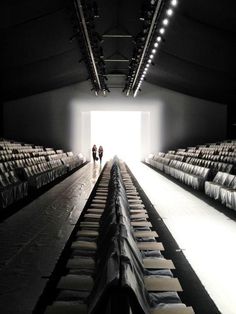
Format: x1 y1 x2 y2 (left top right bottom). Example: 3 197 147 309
91 111 142 160
152 49 156 54
146 63 150 67
159 28 165 34
148 59 151 63
140 77 144 81
133 89 138 98
163 18 169 26
171 0 178 6
149 54 154 59
167 8 173 16
157 36 162 42
154 42 159 48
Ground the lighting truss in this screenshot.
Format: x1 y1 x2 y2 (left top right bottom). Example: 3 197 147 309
73 0 109 96
124 0 178 98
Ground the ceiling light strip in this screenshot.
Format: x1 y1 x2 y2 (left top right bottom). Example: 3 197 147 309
133 0 178 98
74 0 102 90
126 0 164 96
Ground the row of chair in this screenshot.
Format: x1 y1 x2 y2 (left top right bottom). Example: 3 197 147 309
185 158 233 174
164 160 210 190
146 139 236 210
164 154 185 162
205 172 236 210
23 160 68 189
0 156 47 172
0 139 86 209
0 171 28 208
0 153 82 172
42 158 194 314
147 157 210 190
200 154 236 164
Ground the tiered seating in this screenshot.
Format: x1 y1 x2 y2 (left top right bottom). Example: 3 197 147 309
22 159 67 189
145 139 236 210
48 151 85 172
43 159 194 314
0 169 28 208
163 160 210 190
148 155 171 172
0 139 86 209
205 172 236 210
185 158 233 175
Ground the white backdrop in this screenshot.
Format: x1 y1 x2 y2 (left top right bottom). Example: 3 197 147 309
91 111 141 161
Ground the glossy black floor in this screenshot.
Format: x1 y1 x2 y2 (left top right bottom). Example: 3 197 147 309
0 163 88 222
0 162 102 314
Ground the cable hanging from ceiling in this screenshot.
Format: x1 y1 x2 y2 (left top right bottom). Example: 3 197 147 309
123 0 178 98
73 0 109 96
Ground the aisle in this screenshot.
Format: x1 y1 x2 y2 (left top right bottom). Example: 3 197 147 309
128 161 236 314
0 162 103 314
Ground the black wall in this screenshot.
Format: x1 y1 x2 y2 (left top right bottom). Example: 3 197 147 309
227 104 236 139
0 103 3 138
3 81 227 156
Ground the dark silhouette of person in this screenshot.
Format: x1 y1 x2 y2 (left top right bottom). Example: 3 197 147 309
98 145 103 163
92 144 97 162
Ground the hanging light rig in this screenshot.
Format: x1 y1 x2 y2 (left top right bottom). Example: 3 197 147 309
124 0 178 98
73 0 109 96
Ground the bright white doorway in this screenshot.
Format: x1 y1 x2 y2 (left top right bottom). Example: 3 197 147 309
91 111 142 161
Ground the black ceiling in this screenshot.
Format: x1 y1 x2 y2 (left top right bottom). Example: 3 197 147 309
0 0 236 103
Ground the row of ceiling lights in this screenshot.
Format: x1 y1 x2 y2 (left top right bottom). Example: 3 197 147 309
74 0 177 97
73 0 109 96
125 0 178 97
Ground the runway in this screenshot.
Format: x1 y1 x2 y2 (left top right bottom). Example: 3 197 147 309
0 160 235 314
128 161 236 314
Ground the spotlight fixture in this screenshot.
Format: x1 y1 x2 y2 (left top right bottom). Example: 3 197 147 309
166 8 173 16
73 0 108 96
159 28 165 34
125 0 178 98
171 0 178 7
162 18 169 26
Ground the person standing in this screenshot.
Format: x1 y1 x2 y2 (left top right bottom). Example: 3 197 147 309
92 144 97 162
98 145 103 163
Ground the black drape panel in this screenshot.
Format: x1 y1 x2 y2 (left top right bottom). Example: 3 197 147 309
227 104 236 139
0 103 3 137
